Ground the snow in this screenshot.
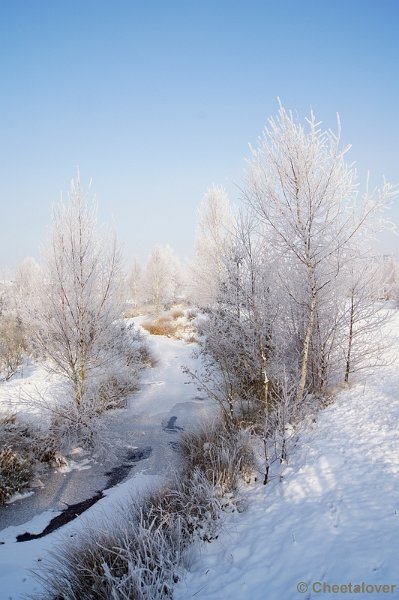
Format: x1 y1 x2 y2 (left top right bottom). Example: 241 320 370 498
2 311 399 599
0 473 162 599
0 360 57 420
5 491 35 504
0 324 214 598
174 310 399 600
55 458 93 473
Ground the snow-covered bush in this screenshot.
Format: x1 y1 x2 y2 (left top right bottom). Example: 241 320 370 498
0 412 33 449
258 375 322 484
264 377 304 462
18 323 151 457
137 468 222 552
44 393 107 454
34 469 221 600
193 307 270 424
179 418 255 493
95 321 152 411
21 385 115 458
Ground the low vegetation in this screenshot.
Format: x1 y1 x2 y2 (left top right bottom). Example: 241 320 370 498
34 415 254 599
0 445 33 505
179 418 255 493
0 413 59 504
0 315 30 381
141 306 197 342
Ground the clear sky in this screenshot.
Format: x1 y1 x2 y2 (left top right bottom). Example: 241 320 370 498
0 0 398 272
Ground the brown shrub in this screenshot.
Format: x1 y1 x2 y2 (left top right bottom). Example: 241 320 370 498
0 445 33 504
169 307 184 319
141 307 197 342
141 316 178 338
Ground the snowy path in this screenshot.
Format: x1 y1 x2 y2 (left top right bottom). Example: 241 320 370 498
0 331 213 599
175 311 399 600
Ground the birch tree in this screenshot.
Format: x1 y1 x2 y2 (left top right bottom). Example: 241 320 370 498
192 212 278 423
142 245 183 311
244 102 396 400
34 174 124 407
126 259 142 309
191 185 232 306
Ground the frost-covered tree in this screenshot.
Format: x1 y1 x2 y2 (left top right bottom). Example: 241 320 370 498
33 174 125 407
191 212 279 423
126 259 142 309
368 254 399 301
14 257 42 298
191 185 233 306
142 245 183 311
0 259 41 381
243 102 396 400
12 257 42 322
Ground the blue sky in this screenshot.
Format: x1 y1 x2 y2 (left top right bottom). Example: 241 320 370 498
0 0 398 271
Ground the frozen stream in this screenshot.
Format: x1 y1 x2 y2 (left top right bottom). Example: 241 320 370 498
0 331 213 540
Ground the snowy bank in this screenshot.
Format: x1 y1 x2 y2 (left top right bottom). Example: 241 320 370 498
175 311 399 600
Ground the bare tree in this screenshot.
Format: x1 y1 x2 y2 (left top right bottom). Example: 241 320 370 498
243 102 396 400
0 258 41 381
13 257 42 304
142 245 183 312
126 258 143 310
191 185 233 306
338 255 393 383
33 174 124 407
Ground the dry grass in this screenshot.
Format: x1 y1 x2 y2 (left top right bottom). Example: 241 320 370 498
0 445 33 504
141 306 198 342
34 469 221 600
123 306 144 319
169 307 184 319
179 417 255 493
0 411 70 504
0 413 34 504
32 412 256 599
142 315 179 338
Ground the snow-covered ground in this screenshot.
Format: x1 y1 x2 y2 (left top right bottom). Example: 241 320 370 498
0 328 214 599
0 472 163 600
2 312 399 599
175 310 399 600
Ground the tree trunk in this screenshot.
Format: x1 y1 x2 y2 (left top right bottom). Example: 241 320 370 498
344 291 355 383
296 281 317 402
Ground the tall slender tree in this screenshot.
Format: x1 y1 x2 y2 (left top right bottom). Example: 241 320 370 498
34 174 124 406
191 185 232 306
243 103 396 400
